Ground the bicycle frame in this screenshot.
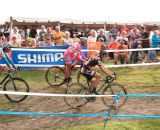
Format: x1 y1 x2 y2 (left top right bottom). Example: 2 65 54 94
0 73 11 85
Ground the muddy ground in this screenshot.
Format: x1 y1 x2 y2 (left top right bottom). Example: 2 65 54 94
0 86 159 130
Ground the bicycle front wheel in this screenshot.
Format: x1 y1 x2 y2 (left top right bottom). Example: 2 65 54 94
107 82 127 108
3 77 29 103
64 83 88 109
45 66 65 87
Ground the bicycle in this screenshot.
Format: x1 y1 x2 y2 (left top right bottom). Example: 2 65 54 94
45 64 81 87
0 67 29 102
64 72 127 109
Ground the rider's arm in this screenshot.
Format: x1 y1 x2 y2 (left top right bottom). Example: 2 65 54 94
1 56 12 68
99 65 115 78
79 51 86 60
5 54 16 68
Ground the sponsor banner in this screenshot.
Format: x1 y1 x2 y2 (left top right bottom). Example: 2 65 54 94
11 46 87 69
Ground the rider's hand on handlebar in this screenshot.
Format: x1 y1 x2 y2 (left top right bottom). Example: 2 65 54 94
111 72 116 80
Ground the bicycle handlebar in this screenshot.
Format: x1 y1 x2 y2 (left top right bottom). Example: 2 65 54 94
8 66 21 75
105 72 116 83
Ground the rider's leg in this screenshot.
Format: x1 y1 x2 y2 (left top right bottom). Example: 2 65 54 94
64 52 73 81
64 63 72 79
90 72 101 94
0 65 10 74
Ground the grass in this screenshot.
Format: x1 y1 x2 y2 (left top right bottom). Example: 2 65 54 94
56 119 160 130
0 65 159 129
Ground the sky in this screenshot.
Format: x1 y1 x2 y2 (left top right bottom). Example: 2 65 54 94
1 0 160 24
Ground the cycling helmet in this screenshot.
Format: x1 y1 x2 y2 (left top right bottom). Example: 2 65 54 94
79 37 88 42
99 50 108 59
2 43 13 52
2 43 13 48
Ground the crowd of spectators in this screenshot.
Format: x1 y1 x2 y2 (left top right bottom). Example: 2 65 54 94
0 22 160 64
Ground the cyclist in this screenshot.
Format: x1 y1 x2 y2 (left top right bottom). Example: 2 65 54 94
64 37 87 82
80 50 116 94
0 43 16 73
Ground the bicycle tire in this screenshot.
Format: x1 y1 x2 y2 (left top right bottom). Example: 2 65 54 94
3 77 29 103
64 83 88 109
101 85 115 107
45 66 65 87
104 82 127 108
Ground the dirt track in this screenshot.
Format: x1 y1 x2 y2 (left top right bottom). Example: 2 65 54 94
0 87 160 130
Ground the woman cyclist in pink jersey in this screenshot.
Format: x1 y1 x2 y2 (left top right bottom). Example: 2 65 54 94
64 37 87 82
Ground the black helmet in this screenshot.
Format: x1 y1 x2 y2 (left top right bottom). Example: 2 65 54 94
99 50 107 59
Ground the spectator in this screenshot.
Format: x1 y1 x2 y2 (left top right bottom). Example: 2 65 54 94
44 37 55 47
139 26 150 62
0 33 5 46
108 39 118 59
29 26 37 38
12 26 22 43
97 29 107 42
88 29 97 42
27 38 37 48
53 25 65 45
120 24 128 34
129 28 141 63
118 31 128 46
69 24 78 38
148 50 158 63
110 24 119 39
98 37 107 50
84 25 90 37
63 31 73 46
2 22 10 41
72 33 80 43
39 25 46 42
114 40 129 65
11 36 21 47
151 30 160 54
44 27 54 43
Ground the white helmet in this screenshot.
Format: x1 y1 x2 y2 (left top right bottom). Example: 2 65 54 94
2 43 13 48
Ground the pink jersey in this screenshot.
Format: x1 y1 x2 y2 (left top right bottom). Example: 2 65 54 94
64 42 86 64
66 42 81 54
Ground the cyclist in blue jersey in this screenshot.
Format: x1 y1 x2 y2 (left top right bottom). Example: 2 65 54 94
0 43 16 73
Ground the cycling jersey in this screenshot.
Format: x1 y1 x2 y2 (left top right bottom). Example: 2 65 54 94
64 42 86 64
0 50 15 68
80 58 102 80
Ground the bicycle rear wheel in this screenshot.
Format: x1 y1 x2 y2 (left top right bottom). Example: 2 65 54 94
64 83 88 109
3 77 29 103
77 71 88 86
45 66 65 87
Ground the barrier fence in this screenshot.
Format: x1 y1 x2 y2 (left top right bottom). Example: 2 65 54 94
1 46 160 69
0 47 160 129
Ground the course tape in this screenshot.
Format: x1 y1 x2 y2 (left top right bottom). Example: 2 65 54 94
0 111 159 118
12 47 160 52
0 91 115 97
0 91 160 97
119 94 160 97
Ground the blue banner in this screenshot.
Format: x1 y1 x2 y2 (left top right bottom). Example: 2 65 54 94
11 46 87 69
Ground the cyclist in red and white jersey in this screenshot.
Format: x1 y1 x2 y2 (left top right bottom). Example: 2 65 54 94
64 37 87 82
